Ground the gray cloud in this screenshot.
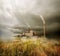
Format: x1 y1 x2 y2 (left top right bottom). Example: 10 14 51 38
0 0 60 41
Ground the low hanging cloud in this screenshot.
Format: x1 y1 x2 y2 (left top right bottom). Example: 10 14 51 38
0 0 60 41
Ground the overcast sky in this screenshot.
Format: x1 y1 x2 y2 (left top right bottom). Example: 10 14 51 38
0 0 60 41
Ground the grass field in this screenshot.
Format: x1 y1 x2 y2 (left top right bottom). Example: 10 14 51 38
0 37 60 56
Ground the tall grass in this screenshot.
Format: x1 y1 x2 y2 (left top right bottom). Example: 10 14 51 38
0 37 60 56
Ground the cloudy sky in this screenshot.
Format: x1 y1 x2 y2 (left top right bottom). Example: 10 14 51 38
0 0 60 41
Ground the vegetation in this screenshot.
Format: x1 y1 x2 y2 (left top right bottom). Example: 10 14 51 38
0 37 60 56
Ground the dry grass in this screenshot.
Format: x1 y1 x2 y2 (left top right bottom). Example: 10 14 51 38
0 37 60 56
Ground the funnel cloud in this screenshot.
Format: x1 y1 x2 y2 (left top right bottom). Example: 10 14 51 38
0 0 60 41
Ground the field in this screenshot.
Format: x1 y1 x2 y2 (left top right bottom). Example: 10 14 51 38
0 37 60 56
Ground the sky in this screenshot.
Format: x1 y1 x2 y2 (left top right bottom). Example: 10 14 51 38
0 0 60 41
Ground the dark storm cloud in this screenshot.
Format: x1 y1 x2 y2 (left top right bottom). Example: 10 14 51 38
0 0 60 41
